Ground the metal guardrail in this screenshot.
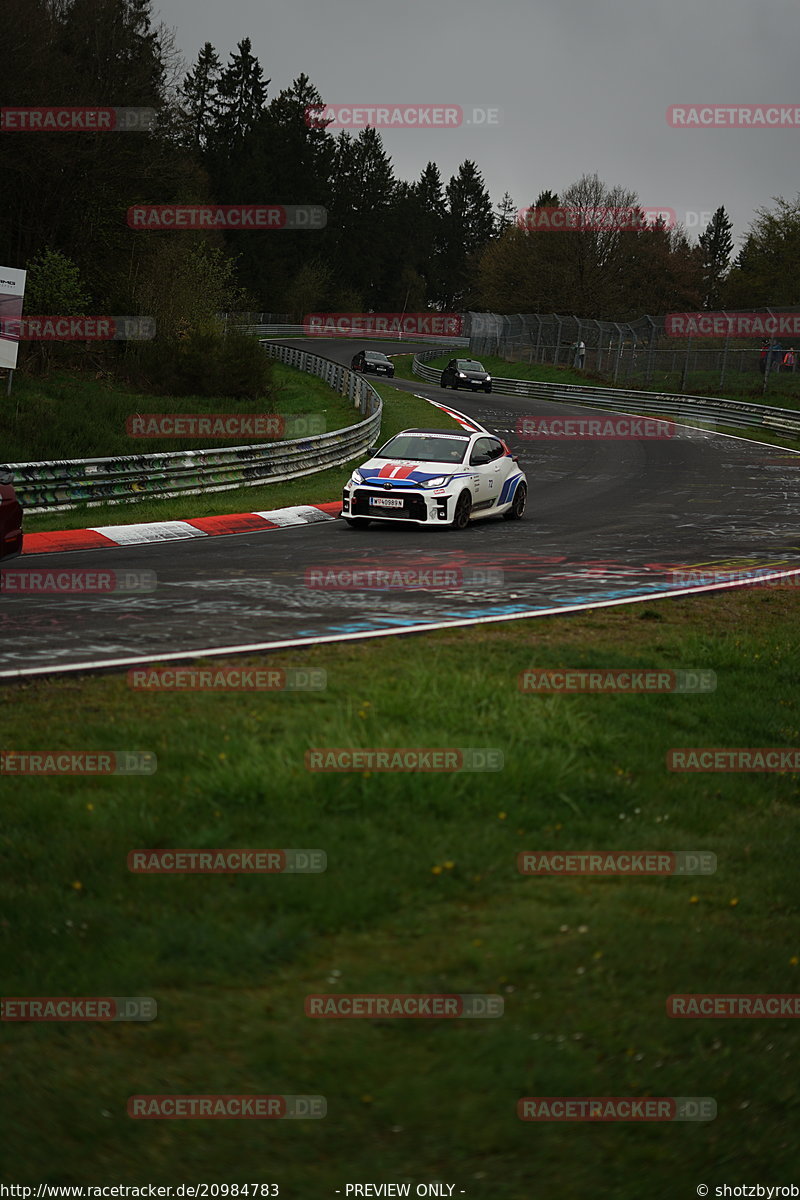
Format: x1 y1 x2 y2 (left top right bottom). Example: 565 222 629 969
4 343 382 513
239 323 470 347
412 350 800 437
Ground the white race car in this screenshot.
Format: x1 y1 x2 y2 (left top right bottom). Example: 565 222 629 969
341 427 527 529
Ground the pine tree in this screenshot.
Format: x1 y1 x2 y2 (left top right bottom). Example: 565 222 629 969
213 37 268 150
698 207 733 309
494 192 516 234
329 128 396 305
439 161 495 308
181 42 222 150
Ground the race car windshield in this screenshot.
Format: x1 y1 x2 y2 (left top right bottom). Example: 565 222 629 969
457 361 486 371
375 435 469 463
365 352 390 361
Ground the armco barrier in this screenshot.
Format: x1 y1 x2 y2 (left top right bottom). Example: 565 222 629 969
3 343 382 513
412 350 800 437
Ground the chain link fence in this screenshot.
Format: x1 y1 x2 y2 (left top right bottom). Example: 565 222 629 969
463 311 800 397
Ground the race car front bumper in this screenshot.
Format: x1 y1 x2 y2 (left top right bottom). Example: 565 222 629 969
342 485 452 524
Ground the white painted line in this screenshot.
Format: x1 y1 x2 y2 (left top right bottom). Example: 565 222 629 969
252 506 336 526
418 396 488 433
87 520 208 544
4 568 800 680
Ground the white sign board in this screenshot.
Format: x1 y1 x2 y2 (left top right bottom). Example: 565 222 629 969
0 266 27 371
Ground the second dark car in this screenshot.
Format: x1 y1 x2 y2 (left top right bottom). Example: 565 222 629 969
351 350 395 378
440 358 492 393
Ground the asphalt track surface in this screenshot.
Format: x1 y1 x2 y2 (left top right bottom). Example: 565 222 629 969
1 337 799 678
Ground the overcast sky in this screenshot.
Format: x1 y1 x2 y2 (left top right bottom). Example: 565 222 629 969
154 0 800 248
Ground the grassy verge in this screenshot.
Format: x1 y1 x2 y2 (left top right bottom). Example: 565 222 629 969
22 380 456 533
397 355 800 451
4 364 362 461
411 353 800 404
2 588 799 1191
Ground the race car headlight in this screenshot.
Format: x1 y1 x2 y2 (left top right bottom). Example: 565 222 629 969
457 372 467 378
423 476 450 488
349 469 364 486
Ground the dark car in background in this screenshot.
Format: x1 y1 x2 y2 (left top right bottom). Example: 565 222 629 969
440 358 492 392
0 470 23 560
351 350 395 378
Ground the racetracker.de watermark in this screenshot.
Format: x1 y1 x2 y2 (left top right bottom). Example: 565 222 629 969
128 1095 326 1119
0 316 154 341
667 568 800 588
668 105 800 127
666 312 800 337
305 993 503 1017
516 416 676 440
1 107 155 132
668 994 800 1017
304 566 503 590
125 414 324 438
1 751 156 776
305 104 501 129
667 748 800 772
518 668 716 693
127 667 326 691
1 997 156 1021
304 312 463 337
518 207 676 231
517 851 717 875
1 569 156 594
128 849 326 873
518 1096 716 1122
304 748 503 772
127 205 326 230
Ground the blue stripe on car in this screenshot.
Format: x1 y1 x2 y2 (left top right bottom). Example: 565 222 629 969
498 472 523 505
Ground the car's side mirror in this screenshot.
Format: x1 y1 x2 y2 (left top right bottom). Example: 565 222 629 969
470 453 490 466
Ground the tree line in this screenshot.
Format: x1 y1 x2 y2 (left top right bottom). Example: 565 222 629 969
3 0 799 340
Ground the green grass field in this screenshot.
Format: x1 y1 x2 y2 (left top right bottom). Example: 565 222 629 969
20 377 456 533
2 588 799 1194
3 363 360 462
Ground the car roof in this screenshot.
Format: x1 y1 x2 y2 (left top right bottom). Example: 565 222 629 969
396 427 474 437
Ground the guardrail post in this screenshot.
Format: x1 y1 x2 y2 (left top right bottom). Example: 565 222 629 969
680 337 692 392
720 322 730 390
532 315 542 364
644 317 657 386
612 324 624 385
625 325 637 384
553 317 563 365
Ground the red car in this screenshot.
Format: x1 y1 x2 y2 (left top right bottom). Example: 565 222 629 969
0 470 23 559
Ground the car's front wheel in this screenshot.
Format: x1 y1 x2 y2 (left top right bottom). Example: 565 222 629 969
502 482 527 520
344 517 371 529
451 491 472 530
440 375 448 388
484 384 492 393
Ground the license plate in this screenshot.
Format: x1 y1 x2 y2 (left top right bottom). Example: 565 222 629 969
370 496 404 508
